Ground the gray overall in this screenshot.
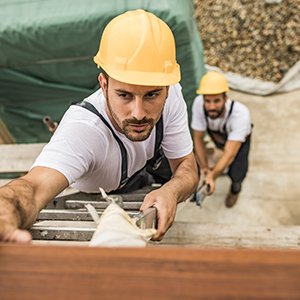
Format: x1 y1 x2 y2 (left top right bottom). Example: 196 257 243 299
77 101 172 193
204 101 252 194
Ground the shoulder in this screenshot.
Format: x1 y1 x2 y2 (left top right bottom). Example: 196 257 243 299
167 83 184 104
232 100 250 113
62 89 106 127
192 94 204 107
163 83 186 117
229 100 251 126
230 100 250 117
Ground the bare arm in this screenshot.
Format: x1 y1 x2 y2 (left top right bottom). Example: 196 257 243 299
193 130 209 172
211 140 242 178
141 152 198 240
204 141 242 193
0 166 69 243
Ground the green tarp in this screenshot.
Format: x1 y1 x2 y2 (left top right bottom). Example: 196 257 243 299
0 0 205 143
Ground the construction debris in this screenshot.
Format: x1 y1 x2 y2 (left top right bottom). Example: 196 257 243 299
194 0 300 82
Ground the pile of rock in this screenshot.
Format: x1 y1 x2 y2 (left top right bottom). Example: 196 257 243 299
194 0 299 82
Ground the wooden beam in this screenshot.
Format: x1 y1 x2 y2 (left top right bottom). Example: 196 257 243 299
162 222 300 249
0 143 45 173
0 244 300 299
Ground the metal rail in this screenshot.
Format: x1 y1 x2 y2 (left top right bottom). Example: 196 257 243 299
31 188 153 241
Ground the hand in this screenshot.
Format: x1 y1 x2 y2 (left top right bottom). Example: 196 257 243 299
0 220 32 243
203 170 215 195
0 196 32 243
140 187 177 241
200 167 210 180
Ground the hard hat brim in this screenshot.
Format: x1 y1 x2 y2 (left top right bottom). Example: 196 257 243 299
196 87 229 94
101 65 181 86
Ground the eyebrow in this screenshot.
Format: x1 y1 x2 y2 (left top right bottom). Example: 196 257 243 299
204 97 221 101
115 88 164 95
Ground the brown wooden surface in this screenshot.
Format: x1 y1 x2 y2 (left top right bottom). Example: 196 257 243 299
1 244 300 300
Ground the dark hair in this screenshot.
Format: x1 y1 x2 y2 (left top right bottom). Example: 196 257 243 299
101 70 109 81
101 70 109 91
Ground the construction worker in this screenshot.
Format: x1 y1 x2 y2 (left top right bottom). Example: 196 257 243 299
191 71 252 207
0 10 198 243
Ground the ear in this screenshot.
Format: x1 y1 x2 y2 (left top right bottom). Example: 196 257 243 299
223 93 228 101
99 73 108 97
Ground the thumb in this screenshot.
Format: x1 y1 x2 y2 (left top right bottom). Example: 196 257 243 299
0 222 32 243
140 193 155 211
9 229 32 243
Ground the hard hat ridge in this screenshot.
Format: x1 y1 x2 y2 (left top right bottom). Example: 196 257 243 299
196 71 229 95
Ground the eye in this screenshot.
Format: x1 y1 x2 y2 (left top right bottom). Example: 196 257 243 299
145 92 160 99
117 92 132 100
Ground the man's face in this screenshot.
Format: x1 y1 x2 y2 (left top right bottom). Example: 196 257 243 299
203 93 227 119
99 73 169 142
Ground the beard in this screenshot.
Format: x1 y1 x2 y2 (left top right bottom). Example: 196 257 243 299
106 96 157 142
205 105 225 119
122 117 155 141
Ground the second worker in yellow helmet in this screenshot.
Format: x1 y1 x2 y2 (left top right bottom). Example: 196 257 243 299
191 71 253 207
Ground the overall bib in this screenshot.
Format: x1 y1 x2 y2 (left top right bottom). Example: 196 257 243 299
204 101 251 193
77 102 172 193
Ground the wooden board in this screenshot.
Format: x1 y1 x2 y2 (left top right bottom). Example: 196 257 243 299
0 143 45 173
0 244 300 300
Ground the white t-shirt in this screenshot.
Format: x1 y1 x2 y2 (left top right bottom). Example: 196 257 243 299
191 95 252 142
32 84 193 193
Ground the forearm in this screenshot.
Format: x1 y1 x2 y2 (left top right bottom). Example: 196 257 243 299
0 178 39 229
165 154 198 203
212 152 235 179
193 132 208 169
211 141 242 179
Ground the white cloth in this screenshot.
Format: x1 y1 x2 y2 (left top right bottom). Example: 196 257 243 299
88 203 156 247
191 95 252 142
32 84 193 193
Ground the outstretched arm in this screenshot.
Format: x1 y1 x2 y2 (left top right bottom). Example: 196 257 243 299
210 140 242 178
0 167 69 243
141 152 198 241
193 130 209 174
204 140 242 193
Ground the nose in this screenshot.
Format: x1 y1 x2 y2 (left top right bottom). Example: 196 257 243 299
207 102 216 111
131 98 146 120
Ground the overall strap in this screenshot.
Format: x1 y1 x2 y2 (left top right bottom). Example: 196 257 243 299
204 100 235 133
76 101 129 188
76 101 164 189
153 116 163 155
222 100 235 133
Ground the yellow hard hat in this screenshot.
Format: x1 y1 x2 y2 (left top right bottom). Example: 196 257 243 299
196 71 229 94
93 9 180 86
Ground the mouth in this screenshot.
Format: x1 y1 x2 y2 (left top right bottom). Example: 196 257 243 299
128 123 149 132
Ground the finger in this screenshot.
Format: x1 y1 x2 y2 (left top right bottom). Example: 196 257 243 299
0 222 32 243
9 229 32 243
151 206 172 241
140 193 156 211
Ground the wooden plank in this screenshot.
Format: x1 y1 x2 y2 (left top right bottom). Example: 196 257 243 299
0 244 300 300
0 143 45 173
29 220 300 249
0 179 11 187
162 222 300 249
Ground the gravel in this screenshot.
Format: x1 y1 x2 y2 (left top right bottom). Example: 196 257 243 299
194 0 300 82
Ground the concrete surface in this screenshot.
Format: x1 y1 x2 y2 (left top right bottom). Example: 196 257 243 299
176 88 300 227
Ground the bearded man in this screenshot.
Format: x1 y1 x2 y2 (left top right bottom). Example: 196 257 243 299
191 71 252 208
